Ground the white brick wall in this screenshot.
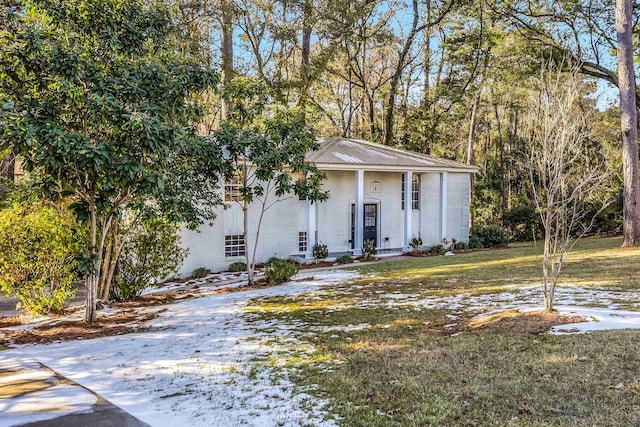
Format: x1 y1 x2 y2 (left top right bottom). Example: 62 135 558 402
178 187 299 276
446 173 471 243
420 172 442 245
178 169 472 276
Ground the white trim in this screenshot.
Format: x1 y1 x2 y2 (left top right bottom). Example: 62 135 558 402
353 170 364 256
440 172 448 242
315 163 479 173
305 199 317 259
403 171 413 250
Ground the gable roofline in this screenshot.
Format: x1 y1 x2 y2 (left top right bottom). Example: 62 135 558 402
306 136 480 173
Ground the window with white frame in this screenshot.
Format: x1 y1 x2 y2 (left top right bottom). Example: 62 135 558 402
299 231 307 252
412 174 420 210
224 172 243 202
401 174 420 210
297 171 306 200
225 234 245 257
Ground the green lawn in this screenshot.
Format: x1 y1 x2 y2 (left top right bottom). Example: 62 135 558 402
246 237 640 426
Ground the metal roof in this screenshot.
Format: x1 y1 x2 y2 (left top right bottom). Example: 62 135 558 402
306 137 479 172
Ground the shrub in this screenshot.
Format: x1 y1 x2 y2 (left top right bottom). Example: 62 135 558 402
312 242 329 260
0 202 84 316
229 261 247 272
192 267 211 278
337 255 354 264
454 241 468 250
409 235 423 254
111 218 187 301
362 239 376 260
503 205 542 242
0 176 14 209
264 258 297 284
442 237 452 251
468 235 484 249
429 244 446 255
471 225 509 247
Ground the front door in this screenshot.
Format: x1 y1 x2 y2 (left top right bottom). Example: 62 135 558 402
363 204 377 245
351 203 378 249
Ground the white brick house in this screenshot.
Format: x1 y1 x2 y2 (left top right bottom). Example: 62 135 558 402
178 137 478 276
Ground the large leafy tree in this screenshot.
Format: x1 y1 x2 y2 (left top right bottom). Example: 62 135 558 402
0 0 224 322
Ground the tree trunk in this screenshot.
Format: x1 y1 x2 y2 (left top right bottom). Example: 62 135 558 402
100 218 120 301
98 238 112 298
422 0 432 106
220 0 234 120
466 90 481 230
466 57 488 230
298 0 312 112
85 198 98 322
493 103 507 224
102 243 120 301
383 0 420 145
244 203 254 285
615 0 640 247
542 226 553 311
301 0 311 67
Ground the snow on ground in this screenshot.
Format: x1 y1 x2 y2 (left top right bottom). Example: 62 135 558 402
276 277 640 335
1 270 359 427
550 306 640 334
141 271 255 296
4 267 640 426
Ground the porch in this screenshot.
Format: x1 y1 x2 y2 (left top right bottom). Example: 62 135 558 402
300 167 451 260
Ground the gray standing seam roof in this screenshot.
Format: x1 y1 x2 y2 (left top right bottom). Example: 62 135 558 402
305 137 478 172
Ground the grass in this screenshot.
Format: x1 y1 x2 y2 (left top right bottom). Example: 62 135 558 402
353 236 640 291
245 237 640 426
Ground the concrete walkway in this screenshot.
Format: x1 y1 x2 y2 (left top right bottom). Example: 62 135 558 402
0 357 149 427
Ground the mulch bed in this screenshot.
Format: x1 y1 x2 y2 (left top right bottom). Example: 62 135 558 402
0 279 284 346
2 309 161 345
469 310 587 335
0 317 21 328
405 245 510 257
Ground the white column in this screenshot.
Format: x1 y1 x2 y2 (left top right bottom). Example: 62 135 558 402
440 172 448 242
305 199 317 259
353 170 364 256
403 171 413 250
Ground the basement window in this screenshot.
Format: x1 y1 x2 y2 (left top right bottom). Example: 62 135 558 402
299 231 307 252
225 234 246 257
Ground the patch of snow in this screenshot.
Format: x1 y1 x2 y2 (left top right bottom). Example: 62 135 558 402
142 272 255 296
318 323 371 333
550 306 640 334
97 305 120 315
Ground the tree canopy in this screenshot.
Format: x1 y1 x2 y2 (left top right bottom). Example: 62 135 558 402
0 0 225 320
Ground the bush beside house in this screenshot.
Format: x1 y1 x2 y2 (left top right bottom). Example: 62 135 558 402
0 203 85 316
